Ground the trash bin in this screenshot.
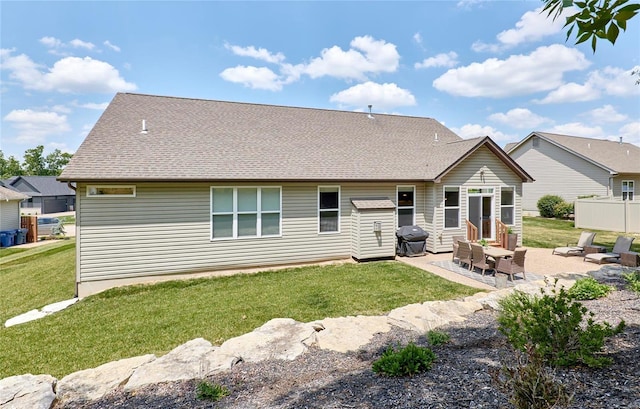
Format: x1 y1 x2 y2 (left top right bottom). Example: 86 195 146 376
15 228 28 245
396 225 429 257
0 231 15 247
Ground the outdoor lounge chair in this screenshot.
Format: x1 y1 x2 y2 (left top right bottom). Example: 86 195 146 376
552 231 596 257
457 241 473 270
470 243 495 276
584 236 635 264
451 235 467 263
496 249 527 281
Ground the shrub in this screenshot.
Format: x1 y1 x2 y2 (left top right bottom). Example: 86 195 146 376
537 195 564 218
553 201 574 219
427 330 450 346
623 271 640 294
372 342 436 377
196 381 230 401
568 277 613 300
492 345 573 409
497 281 625 368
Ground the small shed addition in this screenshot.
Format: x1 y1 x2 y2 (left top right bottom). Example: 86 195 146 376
350 198 397 260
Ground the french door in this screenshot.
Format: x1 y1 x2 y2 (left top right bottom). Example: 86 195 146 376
468 188 494 240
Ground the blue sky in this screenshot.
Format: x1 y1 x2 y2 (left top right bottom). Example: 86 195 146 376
1 1 639 160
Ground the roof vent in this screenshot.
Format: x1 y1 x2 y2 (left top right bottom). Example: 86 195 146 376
588 142 591 149
619 136 623 144
141 119 148 134
367 105 374 120
434 132 439 142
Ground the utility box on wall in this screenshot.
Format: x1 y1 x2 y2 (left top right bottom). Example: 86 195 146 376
350 198 397 260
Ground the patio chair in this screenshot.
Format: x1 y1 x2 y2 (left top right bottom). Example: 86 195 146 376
495 249 527 281
584 236 635 264
552 231 595 257
470 243 495 276
457 241 473 270
451 235 467 263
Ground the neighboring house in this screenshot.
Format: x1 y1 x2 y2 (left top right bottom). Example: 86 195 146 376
59 93 533 297
506 132 640 215
0 186 30 231
2 176 76 214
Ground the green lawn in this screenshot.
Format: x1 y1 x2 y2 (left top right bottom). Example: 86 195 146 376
0 249 479 379
523 216 640 252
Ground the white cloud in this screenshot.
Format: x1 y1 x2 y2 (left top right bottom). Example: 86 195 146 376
51 104 72 114
451 123 513 142
0 50 137 93
488 108 552 129
618 121 640 146
219 65 282 91
415 52 459 69
39 36 63 48
329 81 416 111
225 44 285 64
305 36 400 80
542 122 604 138
76 101 109 110
104 40 121 52
472 6 568 52
4 109 71 144
413 32 423 45
69 39 95 50
433 45 590 98
47 141 74 153
534 82 599 104
585 105 628 123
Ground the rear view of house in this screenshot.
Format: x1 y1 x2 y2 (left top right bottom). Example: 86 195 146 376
59 93 532 297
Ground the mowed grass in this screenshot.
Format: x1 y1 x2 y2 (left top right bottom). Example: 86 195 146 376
0 252 479 379
523 216 640 252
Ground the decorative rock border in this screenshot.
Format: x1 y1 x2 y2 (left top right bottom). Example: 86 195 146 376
0 277 581 409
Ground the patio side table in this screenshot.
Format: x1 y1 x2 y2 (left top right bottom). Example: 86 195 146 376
584 245 606 255
620 251 640 267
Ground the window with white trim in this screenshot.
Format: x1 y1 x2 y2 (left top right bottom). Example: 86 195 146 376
500 186 515 225
211 187 281 240
397 186 415 227
444 186 460 229
87 185 136 197
622 180 634 200
318 186 340 233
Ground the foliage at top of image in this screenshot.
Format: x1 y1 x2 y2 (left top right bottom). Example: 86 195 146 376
568 277 614 300
372 342 436 377
497 280 625 368
0 145 72 178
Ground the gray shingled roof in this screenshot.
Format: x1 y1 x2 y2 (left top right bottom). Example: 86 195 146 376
351 198 397 209
60 93 532 182
4 176 75 197
0 186 29 201
508 132 640 174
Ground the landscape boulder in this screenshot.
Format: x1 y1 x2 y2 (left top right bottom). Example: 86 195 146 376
0 374 56 409
313 315 391 353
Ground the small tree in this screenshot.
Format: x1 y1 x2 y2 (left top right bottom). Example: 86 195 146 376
537 195 564 218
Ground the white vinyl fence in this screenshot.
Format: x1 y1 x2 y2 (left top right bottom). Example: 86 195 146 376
575 197 640 233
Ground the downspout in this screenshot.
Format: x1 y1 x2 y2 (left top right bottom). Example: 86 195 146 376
66 182 80 298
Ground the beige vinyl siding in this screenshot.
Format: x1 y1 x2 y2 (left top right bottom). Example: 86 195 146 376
76 182 427 286
0 201 21 231
350 207 396 260
510 137 610 212
612 174 640 200
433 146 524 253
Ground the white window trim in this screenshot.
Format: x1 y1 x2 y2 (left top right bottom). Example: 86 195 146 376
443 185 460 230
500 186 516 226
86 185 136 197
318 185 341 234
397 185 416 227
622 180 635 201
210 186 282 240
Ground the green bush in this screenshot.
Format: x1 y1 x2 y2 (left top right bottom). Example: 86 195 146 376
372 342 436 377
427 330 450 346
553 201 574 219
623 271 640 293
568 277 613 300
497 282 625 368
492 345 573 409
196 381 230 401
537 195 564 218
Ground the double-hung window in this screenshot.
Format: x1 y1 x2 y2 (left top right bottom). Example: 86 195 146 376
211 187 281 240
500 186 515 225
318 186 340 233
397 186 415 227
444 186 460 229
622 181 634 201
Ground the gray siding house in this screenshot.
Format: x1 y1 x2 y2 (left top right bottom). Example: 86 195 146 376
3 176 76 214
0 186 29 231
506 132 640 215
60 93 533 297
